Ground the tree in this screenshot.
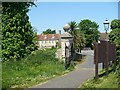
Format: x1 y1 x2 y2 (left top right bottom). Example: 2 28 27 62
43 29 56 34
74 29 86 53
68 21 85 53
68 21 77 35
78 19 100 49
2 2 38 62
109 19 120 86
111 19 120 29
68 21 77 53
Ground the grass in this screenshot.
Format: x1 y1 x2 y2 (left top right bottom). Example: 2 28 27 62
79 69 119 89
0 44 2 90
2 48 75 89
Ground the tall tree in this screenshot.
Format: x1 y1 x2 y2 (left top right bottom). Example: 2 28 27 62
68 21 77 53
2 2 38 62
68 21 77 35
78 19 100 49
68 21 85 53
43 29 56 34
74 29 86 53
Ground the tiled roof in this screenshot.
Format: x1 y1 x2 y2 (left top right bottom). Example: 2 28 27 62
37 34 60 41
100 33 107 39
99 33 109 40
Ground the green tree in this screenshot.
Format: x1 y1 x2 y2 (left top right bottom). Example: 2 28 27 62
74 30 86 53
2 2 38 62
78 19 100 49
68 21 77 35
43 29 56 34
111 19 120 29
68 21 85 53
109 19 120 86
68 21 77 53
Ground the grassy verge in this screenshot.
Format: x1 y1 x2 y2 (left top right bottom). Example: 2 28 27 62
79 71 118 89
2 48 74 89
0 44 2 89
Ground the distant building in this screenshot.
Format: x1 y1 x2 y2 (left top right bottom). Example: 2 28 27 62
37 34 60 49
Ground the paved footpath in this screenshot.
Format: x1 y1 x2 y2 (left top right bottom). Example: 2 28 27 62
30 50 102 88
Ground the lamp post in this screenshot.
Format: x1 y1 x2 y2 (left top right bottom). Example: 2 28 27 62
103 19 110 75
103 19 109 40
103 19 109 34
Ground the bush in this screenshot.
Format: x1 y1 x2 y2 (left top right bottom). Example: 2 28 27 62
2 2 37 62
2 48 74 88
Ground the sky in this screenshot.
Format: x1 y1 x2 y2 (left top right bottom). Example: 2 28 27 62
27 2 118 34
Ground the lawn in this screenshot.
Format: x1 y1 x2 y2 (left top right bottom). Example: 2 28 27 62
2 48 74 89
79 71 118 89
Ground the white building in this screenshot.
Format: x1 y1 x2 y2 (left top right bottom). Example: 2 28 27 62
37 34 60 49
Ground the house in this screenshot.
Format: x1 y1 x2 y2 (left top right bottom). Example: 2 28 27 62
37 34 61 49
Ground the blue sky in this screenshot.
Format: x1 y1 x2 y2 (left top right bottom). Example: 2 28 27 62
28 2 118 34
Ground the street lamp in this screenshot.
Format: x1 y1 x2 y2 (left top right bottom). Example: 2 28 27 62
103 19 109 34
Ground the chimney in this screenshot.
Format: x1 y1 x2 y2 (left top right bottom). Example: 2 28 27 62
59 30 61 34
44 35 47 39
52 34 54 39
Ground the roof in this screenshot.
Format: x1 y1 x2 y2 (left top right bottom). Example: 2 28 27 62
61 32 73 38
99 33 109 40
37 34 60 41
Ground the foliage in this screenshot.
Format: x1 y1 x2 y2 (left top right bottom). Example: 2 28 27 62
43 29 56 34
68 21 77 34
2 2 38 62
2 49 74 89
73 29 86 52
78 19 100 49
111 19 120 29
109 19 120 86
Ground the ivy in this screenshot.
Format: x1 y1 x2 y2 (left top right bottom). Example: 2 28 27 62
109 20 120 86
2 2 38 62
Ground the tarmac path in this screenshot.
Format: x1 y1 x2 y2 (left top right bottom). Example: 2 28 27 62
30 50 102 88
